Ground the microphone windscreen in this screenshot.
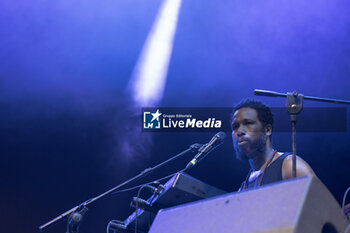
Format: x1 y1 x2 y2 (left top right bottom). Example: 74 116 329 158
215 131 226 143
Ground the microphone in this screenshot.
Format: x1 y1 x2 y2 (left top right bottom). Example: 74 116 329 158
185 132 226 169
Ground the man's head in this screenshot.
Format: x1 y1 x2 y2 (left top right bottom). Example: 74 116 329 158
231 99 274 160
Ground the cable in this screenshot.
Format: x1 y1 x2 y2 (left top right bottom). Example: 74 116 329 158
133 169 186 233
107 172 179 233
108 168 189 233
111 169 186 195
109 143 201 197
107 169 188 233
342 187 350 210
106 221 112 233
134 185 147 233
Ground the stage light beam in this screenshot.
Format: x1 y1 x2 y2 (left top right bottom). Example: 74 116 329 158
128 0 183 107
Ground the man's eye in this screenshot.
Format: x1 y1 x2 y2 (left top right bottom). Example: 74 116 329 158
232 124 238 129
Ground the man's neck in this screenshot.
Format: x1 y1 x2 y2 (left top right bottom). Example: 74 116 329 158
248 144 274 171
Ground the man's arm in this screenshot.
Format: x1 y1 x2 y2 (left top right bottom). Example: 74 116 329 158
282 154 315 179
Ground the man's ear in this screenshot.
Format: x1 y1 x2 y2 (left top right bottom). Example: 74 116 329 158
265 124 272 136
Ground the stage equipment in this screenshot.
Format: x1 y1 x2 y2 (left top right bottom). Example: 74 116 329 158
39 132 226 233
108 172 226 233
254 89 350 178
38 143 201 232
149 175 349 233
186 131 226 169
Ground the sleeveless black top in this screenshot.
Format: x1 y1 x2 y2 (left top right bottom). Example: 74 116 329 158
239 152 291 191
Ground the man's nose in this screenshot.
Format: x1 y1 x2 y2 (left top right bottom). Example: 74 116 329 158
233 126 245 138
237 130 245 137
237 124 246 137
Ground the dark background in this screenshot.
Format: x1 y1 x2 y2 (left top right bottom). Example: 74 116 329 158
1 0 350 233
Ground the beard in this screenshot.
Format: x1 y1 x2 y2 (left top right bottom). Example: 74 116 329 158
234 133 267 161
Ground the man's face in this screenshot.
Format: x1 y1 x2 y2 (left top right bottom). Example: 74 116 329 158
231 107 268 160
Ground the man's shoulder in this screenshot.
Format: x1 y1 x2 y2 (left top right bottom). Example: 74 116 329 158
281 153 315 180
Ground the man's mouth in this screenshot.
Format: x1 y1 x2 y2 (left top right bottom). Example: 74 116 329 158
238 140 248 146
237 138 249 146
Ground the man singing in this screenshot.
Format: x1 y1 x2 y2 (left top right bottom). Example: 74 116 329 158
231 99 314 191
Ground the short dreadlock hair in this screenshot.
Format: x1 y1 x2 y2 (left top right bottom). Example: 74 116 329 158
231 99 274 136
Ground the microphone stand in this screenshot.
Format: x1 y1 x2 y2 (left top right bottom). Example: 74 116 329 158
38 143 202 233
254 89 350 178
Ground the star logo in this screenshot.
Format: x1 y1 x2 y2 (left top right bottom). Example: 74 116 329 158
151 109 162 122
